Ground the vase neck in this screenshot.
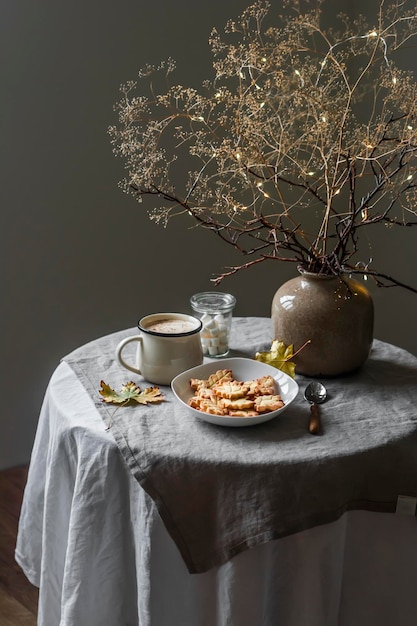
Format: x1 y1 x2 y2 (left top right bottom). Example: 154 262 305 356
298 270 339 280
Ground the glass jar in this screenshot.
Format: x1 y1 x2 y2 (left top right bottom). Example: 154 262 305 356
190 292 236 357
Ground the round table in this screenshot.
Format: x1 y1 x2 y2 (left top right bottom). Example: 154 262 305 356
15 319 417 626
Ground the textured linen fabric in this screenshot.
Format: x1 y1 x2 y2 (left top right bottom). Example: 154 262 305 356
15 364 145 626
60 317 417 574
15 345 417 626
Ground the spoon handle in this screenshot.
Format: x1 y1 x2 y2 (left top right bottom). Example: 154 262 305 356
308 403 320 435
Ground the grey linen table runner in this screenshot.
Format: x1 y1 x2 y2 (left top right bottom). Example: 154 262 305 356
62 317 417 574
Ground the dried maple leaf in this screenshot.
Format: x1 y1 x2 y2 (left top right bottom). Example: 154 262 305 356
255 340 307 379
99 380 164 405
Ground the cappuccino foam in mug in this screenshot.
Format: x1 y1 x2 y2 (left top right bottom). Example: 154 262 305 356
145 318 197 334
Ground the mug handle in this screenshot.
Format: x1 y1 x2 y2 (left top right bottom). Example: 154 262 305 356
115 336 143 374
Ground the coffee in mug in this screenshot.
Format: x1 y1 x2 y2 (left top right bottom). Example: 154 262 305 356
115 313 203 385
144 318 197 334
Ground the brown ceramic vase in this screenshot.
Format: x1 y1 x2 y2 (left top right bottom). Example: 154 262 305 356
271 272 374 377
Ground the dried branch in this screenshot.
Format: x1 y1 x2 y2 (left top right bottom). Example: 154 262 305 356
110 0 417 291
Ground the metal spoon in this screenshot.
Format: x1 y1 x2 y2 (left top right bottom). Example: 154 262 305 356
304 381 327 435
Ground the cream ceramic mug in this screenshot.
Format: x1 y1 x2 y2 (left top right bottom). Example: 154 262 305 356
115 313 203 385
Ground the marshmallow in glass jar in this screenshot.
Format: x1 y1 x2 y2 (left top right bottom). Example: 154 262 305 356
190 292 236 357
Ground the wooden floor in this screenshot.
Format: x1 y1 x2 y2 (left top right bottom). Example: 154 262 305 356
0 465 38 625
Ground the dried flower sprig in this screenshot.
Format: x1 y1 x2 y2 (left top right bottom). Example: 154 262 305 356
109 0 417 292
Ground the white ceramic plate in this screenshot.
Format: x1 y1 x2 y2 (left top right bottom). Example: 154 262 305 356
171 357 299 427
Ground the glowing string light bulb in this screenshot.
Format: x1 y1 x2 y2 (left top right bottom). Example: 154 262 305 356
294 69 305 86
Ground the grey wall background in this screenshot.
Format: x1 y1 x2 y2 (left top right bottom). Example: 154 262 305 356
2 0 416 470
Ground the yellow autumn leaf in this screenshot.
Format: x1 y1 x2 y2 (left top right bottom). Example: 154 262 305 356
255 340 297 378
99 380 164 405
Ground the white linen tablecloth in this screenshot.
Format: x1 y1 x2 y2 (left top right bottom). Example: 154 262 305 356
15 325 417 625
